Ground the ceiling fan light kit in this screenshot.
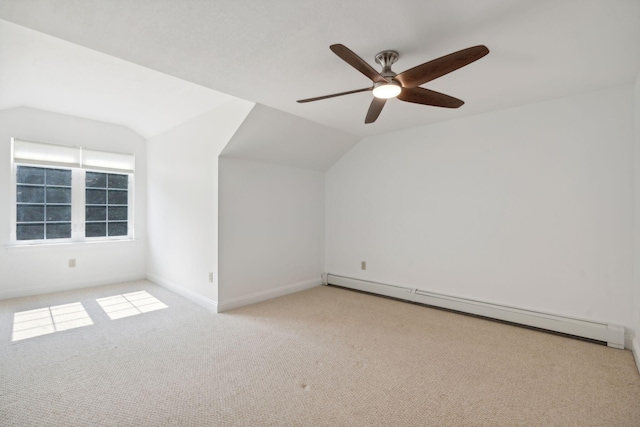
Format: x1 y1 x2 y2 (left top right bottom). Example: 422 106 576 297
297 44 489 124
372 80 401 99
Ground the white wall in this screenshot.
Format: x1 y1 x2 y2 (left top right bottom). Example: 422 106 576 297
218 157 324 310
0 107 147 298
326 85 635 329
634 73 640 352
146 100 253 307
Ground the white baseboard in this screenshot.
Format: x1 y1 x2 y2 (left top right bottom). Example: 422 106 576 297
633 338 640 375
217 278 321 312
326 274 626 349
146 274 218 313
625 332 634 351
0 273 146 300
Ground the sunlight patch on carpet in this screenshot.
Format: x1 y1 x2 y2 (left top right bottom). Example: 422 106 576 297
12 302 94 341
97 291 167 320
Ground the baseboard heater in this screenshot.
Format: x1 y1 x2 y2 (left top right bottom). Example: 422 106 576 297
325 274 625 349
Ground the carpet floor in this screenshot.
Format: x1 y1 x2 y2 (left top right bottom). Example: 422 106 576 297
1 280 639 426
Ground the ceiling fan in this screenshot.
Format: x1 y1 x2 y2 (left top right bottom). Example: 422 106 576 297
297 44 489 124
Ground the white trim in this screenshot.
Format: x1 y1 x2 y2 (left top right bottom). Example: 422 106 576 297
13 158 80 168
625 332 634 350
633 337 640 375
217 278 322 312
326 274 626 349
5 238 139 253
0 274 146 300
147 274 218 313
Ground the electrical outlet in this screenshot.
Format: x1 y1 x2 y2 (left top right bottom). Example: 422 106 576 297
361 261 366 270
209 272 214 283
69 259 76 268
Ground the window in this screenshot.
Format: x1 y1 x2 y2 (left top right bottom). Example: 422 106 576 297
10 138 134 243
85 172 129 237
16 166 72 240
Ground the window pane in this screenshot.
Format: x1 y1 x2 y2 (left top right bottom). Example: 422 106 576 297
17 186 44 203
86 206 106 221
17 205 44 222
108 190 127 205
15 165 132 242
86 222 106 237
17 166 44 184
46 223 71 239
46 205 71 222
108 222 127 236
108 206 128 221
45 169 71 186
46 187 71 204
86 189 106 204
108 174 128 189
17 224 44 240
16 166 75 241
86 172 107 188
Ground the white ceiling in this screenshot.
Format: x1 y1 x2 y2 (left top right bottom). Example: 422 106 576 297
221 104 360 171
0 0 639 140
0 19 235 138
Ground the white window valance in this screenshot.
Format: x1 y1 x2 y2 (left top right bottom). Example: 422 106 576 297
12 138 135 173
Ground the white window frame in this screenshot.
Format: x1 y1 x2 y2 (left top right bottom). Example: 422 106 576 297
9 138 135 245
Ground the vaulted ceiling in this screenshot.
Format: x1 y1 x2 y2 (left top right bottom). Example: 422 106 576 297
1 0 638 140
0 19 235 138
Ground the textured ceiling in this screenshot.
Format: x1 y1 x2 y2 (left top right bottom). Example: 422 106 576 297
0 0 639 139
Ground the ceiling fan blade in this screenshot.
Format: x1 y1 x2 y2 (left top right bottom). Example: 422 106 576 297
365 97 387 123
297 87 372 103
330 44 389 84
397 87 464 108
395 45 489 88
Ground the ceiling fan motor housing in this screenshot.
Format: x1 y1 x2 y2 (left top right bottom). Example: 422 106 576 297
375 50 399 78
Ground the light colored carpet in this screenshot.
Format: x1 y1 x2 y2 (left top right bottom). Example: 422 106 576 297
1 280 640 426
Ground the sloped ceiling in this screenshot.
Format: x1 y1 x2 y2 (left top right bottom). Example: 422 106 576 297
0 19 235 139
0 19 358 171
221 105 360 171
1 0 638 140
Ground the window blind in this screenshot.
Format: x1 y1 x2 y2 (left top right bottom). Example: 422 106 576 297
12 139 81 168
82 148 135 173
12 138 135 173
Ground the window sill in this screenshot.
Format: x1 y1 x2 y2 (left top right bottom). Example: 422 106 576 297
5 238 140 253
